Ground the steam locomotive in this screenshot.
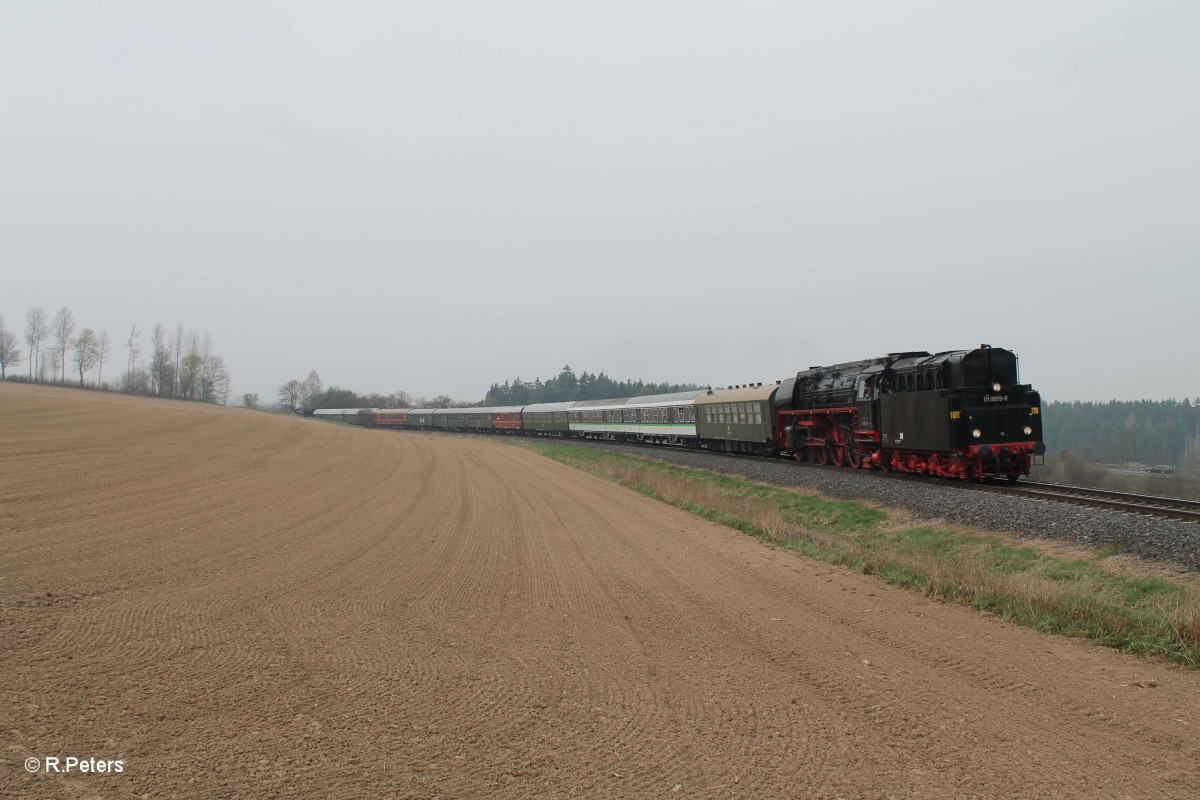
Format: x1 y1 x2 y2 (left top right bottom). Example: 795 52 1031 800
776 345 1045 480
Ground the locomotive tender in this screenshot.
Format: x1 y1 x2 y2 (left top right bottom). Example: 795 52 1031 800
331 344 1045 481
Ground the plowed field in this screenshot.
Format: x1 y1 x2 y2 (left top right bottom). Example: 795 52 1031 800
3 383 1199 799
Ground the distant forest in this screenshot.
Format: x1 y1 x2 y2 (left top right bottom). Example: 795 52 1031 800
1043 399 1200 467
484 365 700 405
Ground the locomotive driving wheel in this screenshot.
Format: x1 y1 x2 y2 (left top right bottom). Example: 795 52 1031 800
811 445 828 465
829 443 845 467
842 425 862 468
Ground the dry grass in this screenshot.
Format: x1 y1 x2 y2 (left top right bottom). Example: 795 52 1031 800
535 443 1200 668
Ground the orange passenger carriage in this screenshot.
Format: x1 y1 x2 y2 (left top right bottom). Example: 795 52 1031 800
373 409 411 428
490 407 524 431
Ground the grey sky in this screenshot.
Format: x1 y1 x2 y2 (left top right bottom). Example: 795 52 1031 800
2 1 1197 403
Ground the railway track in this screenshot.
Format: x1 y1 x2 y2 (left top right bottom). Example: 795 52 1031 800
972 480 1200 524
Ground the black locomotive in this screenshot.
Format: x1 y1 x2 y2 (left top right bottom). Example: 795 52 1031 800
775 345 1044 480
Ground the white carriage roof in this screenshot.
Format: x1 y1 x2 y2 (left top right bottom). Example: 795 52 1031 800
522 401 577 413
621 390 707 408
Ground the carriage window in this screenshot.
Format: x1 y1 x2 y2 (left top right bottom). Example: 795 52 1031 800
754 404 763 425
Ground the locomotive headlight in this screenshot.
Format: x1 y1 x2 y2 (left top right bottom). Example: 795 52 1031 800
1024 425 1033 436
992 383 1002 392
972 428 982 439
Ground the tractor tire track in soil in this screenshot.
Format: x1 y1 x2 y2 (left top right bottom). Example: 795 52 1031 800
2 383 1199 798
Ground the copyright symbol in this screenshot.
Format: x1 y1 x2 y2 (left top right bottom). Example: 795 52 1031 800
24 757 39 773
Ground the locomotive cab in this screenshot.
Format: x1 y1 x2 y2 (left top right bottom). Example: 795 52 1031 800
854 365 884 430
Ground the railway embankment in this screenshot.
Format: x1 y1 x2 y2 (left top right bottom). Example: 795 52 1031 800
531 441 1200 668
525 437 1200 572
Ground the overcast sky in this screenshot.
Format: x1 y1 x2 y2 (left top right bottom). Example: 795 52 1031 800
2 1 1197 403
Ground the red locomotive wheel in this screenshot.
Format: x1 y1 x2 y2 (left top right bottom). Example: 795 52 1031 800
811 445 828 465
829 445 845 467
846 447 862 469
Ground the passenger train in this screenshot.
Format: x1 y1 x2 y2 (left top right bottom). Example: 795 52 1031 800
310 344 1045 481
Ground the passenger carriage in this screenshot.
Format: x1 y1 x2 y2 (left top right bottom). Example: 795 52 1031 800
522 401 574 435
694 384 780 455
568 391 703 444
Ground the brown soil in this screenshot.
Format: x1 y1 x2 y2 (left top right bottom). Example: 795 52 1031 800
3 382 1199 799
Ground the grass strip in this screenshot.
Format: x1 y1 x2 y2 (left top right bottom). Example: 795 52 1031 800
532 442 1200 668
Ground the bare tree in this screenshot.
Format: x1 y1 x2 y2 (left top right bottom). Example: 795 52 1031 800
150 323 171 396
44 347 60 383
96 330 111 387
24 307 48 381
243 393 259 408
0 315 21 379
72 328 100 385
277 379 304 411
124 323 141 392
206 354 231 404
52 307 75 383
196 333 216 401
178 330 202 399
172 323 184 397
302 370 323 406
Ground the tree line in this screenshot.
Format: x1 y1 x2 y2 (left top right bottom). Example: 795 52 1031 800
275 371 421 412
0 306 232 404
1042 398 1200 467
484 365 700 405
